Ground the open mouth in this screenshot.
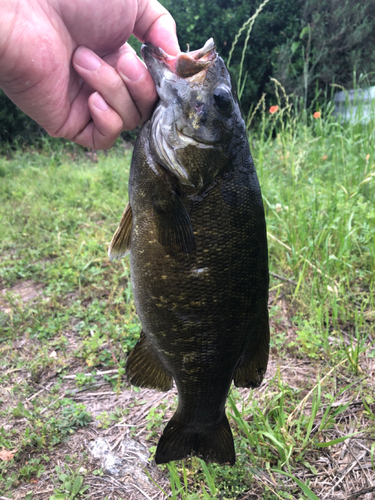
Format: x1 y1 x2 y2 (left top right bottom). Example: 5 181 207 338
142 39 217 80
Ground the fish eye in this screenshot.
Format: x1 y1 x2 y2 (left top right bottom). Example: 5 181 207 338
213 87 233 113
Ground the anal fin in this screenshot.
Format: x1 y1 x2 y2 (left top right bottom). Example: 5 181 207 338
126 331 173 391
108 202 132 260
234 318 270 388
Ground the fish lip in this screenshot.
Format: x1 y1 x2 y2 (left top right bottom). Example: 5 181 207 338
176 128 216 148
141 38 217 81
141 44 173 66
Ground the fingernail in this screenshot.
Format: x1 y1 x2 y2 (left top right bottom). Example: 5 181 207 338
75 47 101 71
92 92 108 111
119 53 146 82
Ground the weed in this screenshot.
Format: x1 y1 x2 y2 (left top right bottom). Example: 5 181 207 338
75 372 96 387
146 405 167 439
50 465 89 499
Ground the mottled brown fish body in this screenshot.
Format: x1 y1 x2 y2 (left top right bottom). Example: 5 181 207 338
109 39 269 465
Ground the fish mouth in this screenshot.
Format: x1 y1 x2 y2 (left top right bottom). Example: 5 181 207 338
176 128 215 147
141 38 217 84
143 39 218 190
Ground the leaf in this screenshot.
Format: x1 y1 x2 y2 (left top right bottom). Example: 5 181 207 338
273 470 319 500
0 448 17 461
299 26 310 39
371 442 375 470
64 480 72 492
314 433 357 447
199 460 217 495
291 41 300 54
71 476 84 498
301 461 318 475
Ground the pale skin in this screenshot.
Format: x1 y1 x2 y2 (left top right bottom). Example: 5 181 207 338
0 0 179 149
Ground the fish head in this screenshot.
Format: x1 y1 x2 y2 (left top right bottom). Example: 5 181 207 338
142 39 245 191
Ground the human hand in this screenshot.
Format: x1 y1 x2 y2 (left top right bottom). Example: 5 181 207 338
0 0 179 149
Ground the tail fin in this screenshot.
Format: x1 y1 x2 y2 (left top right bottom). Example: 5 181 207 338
155 414 235 465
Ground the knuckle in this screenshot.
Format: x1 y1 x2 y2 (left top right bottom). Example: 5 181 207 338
122 115 141 131
94 135 115 151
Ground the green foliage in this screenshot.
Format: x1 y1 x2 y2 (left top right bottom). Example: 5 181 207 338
54 400 92 433
50 465 89 499
0 90 42 145
11 399 91 448
252 82 375 367
146 404 167 438
75 372 96 387
274 0 375 102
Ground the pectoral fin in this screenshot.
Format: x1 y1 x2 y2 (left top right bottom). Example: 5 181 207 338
153 191 196 255
126 331 173 391
108 203 132 260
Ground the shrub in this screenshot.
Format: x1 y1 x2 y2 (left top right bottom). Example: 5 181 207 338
274 0 375 103
0 89 42 145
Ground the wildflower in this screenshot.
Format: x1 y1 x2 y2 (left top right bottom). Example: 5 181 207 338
275 203 282 212
322 155 328 160
269 105 279 114
313 111 321 119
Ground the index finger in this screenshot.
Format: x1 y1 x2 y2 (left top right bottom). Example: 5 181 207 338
133 0 180 56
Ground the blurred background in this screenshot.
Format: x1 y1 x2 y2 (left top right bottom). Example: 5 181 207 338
2 0 375 145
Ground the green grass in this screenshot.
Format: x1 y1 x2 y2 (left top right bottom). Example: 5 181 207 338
255 88 375 370
0 101 374 498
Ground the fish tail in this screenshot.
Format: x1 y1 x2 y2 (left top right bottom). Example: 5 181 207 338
155 414 235 465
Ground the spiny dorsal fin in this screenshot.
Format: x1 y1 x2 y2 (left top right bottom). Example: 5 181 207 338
126 331 173 391
108 203 132 260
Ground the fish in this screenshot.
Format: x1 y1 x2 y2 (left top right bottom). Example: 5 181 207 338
109 38 269 465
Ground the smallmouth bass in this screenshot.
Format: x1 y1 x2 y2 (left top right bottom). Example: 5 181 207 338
109 38 269 465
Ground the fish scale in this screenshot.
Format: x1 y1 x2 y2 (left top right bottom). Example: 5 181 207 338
109 39 269 465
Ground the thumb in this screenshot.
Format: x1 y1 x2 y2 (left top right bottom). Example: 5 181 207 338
133 0 179 55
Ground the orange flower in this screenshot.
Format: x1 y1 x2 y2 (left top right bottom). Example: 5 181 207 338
322 155 328 160
313 111 321 119
269 105 279 114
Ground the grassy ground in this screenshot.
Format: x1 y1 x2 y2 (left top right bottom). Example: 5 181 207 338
0 104 374 499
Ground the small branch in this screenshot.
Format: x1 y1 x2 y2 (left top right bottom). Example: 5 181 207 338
133 483 153 500
106 331 119 365
345 485 375 499
62 369 119 379
271 272 297 285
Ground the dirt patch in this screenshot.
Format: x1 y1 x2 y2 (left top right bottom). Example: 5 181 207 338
0 280 44 314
